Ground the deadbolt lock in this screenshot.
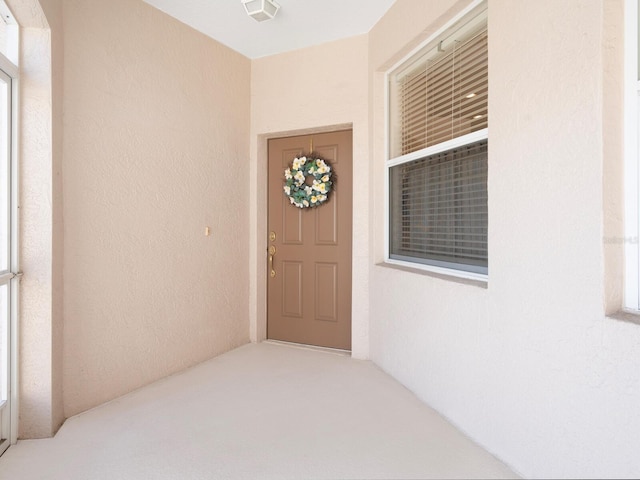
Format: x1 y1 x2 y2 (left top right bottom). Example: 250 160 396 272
269 231 276 242
269 245 276 255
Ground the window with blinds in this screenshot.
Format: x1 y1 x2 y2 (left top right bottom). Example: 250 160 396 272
389 140 487 273
387 4 488 277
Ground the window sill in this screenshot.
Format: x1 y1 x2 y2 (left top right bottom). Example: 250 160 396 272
377 260 488 289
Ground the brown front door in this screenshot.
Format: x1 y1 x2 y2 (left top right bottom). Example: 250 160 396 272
267 130 352 350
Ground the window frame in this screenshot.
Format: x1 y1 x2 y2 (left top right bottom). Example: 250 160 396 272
624 0 640 311
384 0 488 283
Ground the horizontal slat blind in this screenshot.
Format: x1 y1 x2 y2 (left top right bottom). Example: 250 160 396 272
393 24 488 157
389 140 488 273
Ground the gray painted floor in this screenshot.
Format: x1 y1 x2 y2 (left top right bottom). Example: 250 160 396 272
0 342 518 479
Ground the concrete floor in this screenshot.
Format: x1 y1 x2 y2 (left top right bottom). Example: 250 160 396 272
0 342 518 479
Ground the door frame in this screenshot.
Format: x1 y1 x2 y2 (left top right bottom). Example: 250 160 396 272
251 123 368 356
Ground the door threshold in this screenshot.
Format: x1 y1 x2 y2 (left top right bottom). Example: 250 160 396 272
263 339 351 357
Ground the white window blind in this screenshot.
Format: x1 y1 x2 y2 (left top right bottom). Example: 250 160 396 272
389 140 487 274
387 4 488 277
390 10 488 158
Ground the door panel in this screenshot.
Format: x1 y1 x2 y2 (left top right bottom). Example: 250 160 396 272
283 203 302 244
315 199 337 245
314 263 338 322
267 130 352 350
281 261 303 318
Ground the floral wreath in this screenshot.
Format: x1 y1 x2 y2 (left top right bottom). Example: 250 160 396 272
283 155 333 208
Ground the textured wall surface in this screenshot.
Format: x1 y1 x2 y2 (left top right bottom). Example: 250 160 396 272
603 0 625 313
17 22 54 439
44 0 65 439
11 0 65 438
249 35 370 358
369 0 640 478
62 0 250 416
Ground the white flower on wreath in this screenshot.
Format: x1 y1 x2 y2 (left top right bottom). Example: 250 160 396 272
293 157 306 170
294 171 305 184
283 185 291 195
284 168 292 180
313 183 327 194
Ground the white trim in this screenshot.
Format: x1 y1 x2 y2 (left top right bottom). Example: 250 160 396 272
0 38 18 449
0 67 9 455
0 53 17 80
0 1 18 66
385 128 489 168
624 0 639 311
0 1 16 26
9 62 18 446
386 258 488 283
0 64 12 455
0 4 18 448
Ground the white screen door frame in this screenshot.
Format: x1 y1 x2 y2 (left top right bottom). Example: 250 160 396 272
0 48 19 455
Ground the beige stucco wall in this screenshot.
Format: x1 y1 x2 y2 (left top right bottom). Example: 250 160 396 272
61 0 251 416
40 0 65 440
369 0 640 478
249 35 370 358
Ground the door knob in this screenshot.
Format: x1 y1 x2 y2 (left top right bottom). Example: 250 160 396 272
269 245 276 278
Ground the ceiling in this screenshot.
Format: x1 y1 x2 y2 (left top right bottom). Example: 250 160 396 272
142 0 397 59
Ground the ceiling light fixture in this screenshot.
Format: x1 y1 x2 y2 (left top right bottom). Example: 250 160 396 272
242 0 280 22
